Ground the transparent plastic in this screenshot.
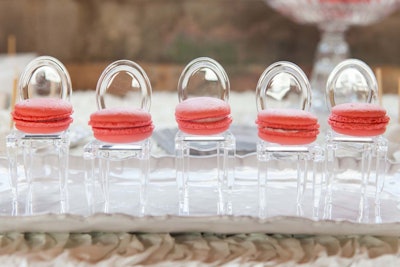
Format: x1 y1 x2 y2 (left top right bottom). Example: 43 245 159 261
83 60 152 215
256 61 324 219
326 59 377 110
256 61 311 111
175 57 235 216
324 59 388 223
6 56 72 215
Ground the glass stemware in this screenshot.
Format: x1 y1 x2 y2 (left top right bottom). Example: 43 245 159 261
264 0 399 111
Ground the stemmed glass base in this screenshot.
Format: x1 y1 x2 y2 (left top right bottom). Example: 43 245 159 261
311 27 349 112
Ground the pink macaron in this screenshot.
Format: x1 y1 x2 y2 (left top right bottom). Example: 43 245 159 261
256 108 319 145
328 102 390 136
89 108 154 143
12 98 73 134
175 96 232 135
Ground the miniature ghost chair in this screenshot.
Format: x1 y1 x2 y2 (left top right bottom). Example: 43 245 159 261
83 60 154 215
324 59 389 223
255 61 324 219
7 56 73 215
175 57 235 216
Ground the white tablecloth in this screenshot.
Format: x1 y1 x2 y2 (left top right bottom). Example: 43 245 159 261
0 232 399 266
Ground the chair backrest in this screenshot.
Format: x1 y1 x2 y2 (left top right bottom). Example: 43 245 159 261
256 61 311 112
177 57 230 103
96 59 152 111
326 58 378 111
19 55 72 101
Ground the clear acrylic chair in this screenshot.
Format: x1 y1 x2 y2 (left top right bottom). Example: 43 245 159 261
7 56 73 215
255 61 324 219
175 57 236 216
83 60 153 215
324 59 388 223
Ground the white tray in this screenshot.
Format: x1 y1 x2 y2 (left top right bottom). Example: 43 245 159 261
0 213 399 235
0 154 399 235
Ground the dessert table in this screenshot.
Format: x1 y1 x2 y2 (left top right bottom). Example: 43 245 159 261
0 90 400 266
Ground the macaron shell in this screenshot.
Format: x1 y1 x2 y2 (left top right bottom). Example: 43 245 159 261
257 109 318 127
89 108 152 128
13 111 73 122
92 124 154 143
177 116 232 135
14 117 73 134
175 97 231 120
331 102 387 118
13 98 73 120
175 96 232 135
330 125 386 137
258 131 317 145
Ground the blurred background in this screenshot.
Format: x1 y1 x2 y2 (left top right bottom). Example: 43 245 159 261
0 0 400 93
